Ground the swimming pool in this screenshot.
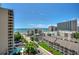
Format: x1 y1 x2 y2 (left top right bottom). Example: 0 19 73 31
10 47 22 55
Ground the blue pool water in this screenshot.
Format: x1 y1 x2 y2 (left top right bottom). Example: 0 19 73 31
14 48 21 53
11 47 22 55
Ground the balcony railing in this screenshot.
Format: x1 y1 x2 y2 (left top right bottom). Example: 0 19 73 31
8 16 13 18
8 42 13 44
8 19 13 21
8 25 13 27
8 33 13 36
8 47 13 51
8 36 13 38
8 31 13 33
8 44 13 47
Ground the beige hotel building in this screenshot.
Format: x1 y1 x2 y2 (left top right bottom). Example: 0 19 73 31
0 7 14 54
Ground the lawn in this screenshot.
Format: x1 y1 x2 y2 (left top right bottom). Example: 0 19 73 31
39 41 63 55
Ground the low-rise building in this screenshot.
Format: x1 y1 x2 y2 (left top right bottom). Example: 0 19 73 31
56 31 76 40
42 36 79 55
48 26 57 31
44 30 76 41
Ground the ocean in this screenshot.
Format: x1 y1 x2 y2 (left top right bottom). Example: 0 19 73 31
14 28 48 33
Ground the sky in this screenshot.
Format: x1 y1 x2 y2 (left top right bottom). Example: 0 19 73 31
2 3 79 28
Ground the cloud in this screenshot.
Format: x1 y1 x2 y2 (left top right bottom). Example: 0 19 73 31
28 24 57 28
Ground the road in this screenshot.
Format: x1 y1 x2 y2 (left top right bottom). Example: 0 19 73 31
22 34 53 55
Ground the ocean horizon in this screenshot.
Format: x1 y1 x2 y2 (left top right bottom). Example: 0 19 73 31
14 28 48 33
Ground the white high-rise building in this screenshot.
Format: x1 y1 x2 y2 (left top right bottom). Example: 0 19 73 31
57 19 77 31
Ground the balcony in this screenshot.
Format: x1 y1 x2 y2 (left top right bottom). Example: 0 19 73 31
8 33 13 35
8 34 13 36
8 44 13 47
8 36 13 39
8 40 13 43
8 10 13 16
9 19 13 21
8 19 13 22
8 25 13 28
8 27 13 29
8 23 13 25
8 47 13 51
9 41 13 43
8 38 13 40
8 21 13 24
8 41 13 44
8 20 13 23
8 15 13 19
8 33 13 36
8 26 13 28
8 31 13 33
8 10 13 13
8 31 13 34
8 16 13 18
8 28 13 31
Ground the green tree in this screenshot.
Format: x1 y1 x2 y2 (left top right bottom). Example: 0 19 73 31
25 41 38 55
14 32 22 41
74 32 79 39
